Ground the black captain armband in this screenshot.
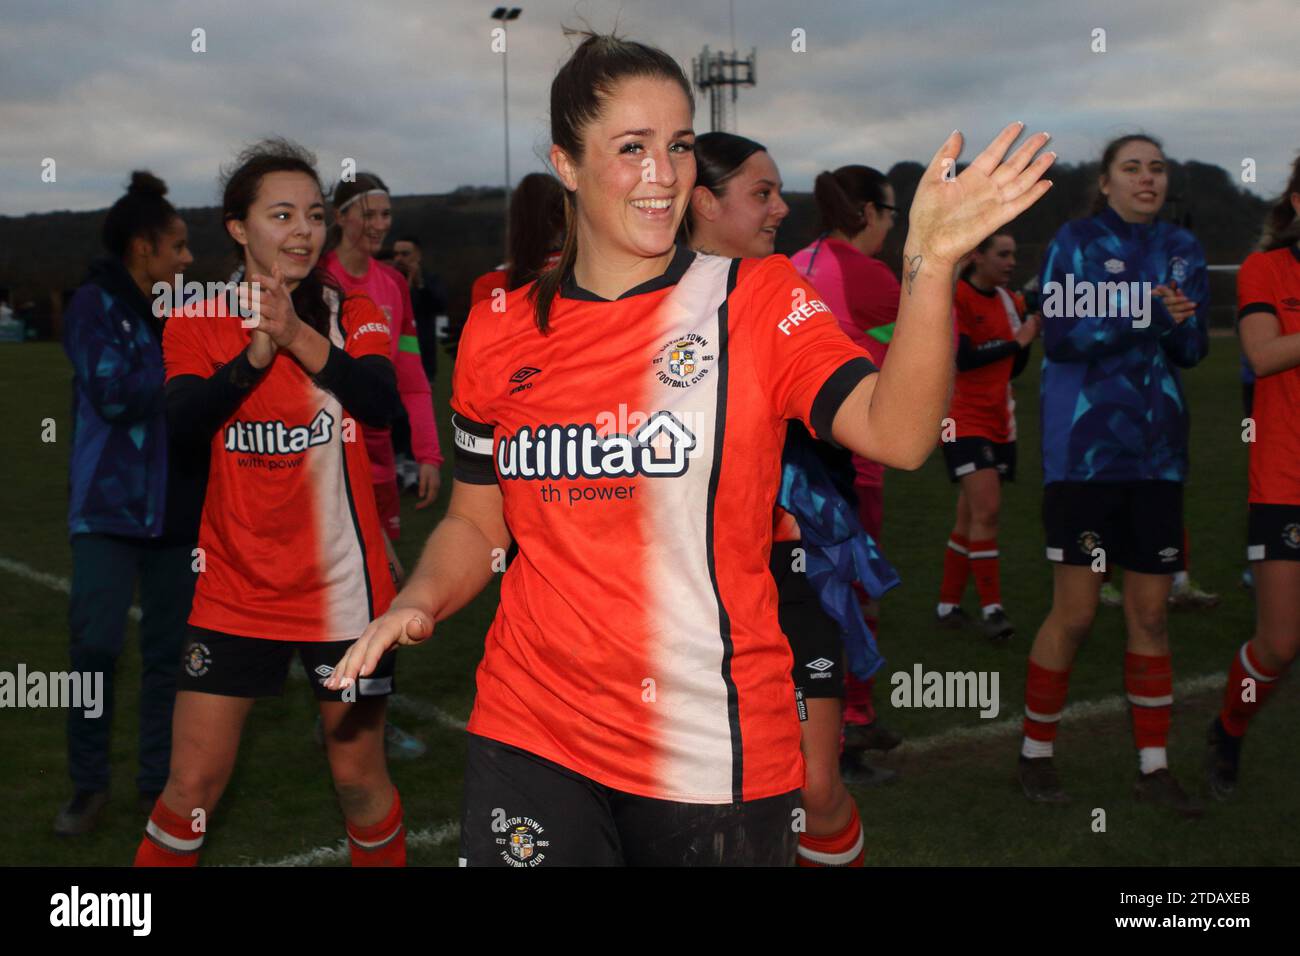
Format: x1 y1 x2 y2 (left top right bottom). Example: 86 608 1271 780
810 356 878 444
452 412 498 484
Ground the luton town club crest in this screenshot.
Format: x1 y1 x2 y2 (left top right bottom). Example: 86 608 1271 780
652 332 715 388
669 345 696 377
509 826 535 861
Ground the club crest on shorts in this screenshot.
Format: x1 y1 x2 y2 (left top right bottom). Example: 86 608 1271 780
184 642 211 678
652 332 715 388
495 815 550 867
1077 530 1102 556
1283 523 1300 550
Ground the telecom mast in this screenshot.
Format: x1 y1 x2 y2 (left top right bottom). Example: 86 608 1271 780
691 45 756 133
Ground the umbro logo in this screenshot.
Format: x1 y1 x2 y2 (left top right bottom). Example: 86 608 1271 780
314 664 334 678
806 658 835 672
1158 546 1180 562
509 366 541 395
1104 258 1126 275
1282 297 1300 310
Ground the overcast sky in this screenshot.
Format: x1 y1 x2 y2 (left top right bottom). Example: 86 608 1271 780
2 0 1296 215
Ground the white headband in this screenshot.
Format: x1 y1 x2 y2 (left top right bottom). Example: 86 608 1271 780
336 187 389 213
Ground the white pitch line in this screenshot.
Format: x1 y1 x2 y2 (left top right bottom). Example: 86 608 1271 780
389 694 469 731
241 819 460 867
894 671 1226 755
2 554 1236 864
0 554 141 621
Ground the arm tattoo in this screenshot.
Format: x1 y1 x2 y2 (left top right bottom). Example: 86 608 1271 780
904 254 923 294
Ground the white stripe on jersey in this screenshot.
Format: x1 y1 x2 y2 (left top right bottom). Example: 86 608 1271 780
319 302 375 640
644 253 736 801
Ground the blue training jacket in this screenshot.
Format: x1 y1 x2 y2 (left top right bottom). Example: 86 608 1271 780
1039 205 1209 484
62 257 168 539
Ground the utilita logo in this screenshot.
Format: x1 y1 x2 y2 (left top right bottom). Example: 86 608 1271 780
497 411 697 480
224 409 334 454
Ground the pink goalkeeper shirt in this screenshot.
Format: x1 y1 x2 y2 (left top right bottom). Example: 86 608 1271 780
790 236 900 488
320 250 443 484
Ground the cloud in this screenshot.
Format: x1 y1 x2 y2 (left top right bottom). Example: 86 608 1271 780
1 0 1296 215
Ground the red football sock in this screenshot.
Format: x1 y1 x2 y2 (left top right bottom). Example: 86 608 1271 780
347 787 406 867
797 802 865 867
968 537 1002 609
1125 652 1172 751
1022 659 1071 748
134 798 203 867
939 533 971 605
1219 641 1282 737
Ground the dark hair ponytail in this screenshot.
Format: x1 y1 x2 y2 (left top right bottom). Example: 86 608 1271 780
1260 152 1300 252
102 171 179 259
681 132 766 240
220 137 339 335
813 165 888 238
1090 133 1164 215
507 173 567 290
530 28 695 334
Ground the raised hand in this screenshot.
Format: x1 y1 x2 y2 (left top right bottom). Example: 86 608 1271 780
323 605 436 691
1154 282 1197 325
907 122 1055 268
245 263 303 350
1015 313 1042 346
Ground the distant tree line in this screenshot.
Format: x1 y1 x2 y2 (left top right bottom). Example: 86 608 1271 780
0 158 1270 340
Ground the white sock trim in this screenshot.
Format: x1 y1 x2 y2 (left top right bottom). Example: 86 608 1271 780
797 827 865 866
1024 706 1061 723
1239 643 1277 683
1138 747 1168 774
1021 737 1054 759
348 822 403 850
1127 692 1174 707
146 818 204 853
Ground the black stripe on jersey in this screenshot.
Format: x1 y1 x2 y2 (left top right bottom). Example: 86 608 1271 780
452 412 498 484
1237 301 1277 324
338 435 376 621
706 256 744 802
810 357 878 444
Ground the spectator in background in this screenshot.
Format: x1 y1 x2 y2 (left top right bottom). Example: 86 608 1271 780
392 236 447 387
57 171 205 836
468 172 566 308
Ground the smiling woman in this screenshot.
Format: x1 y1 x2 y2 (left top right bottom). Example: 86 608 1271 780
321 172 443 542
134 138 409 868
326 27 1056 868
